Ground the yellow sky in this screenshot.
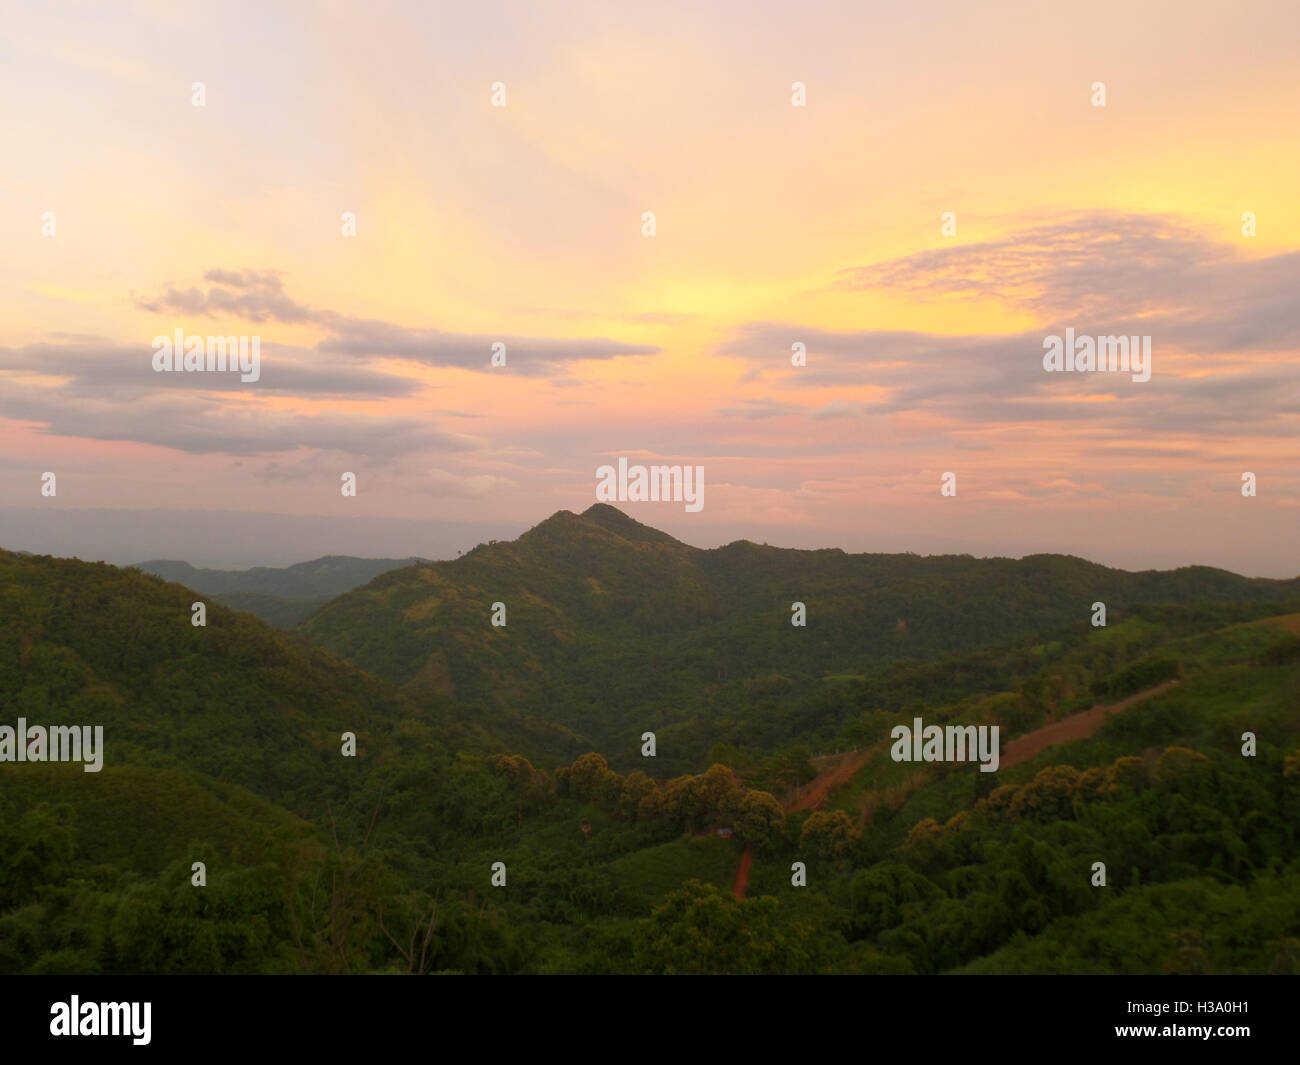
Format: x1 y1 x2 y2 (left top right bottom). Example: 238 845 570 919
2 0 1297 573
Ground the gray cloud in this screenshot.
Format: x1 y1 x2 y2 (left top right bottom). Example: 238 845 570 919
0 268 669 457
0 341 424 399
0 385 479 458
835 213 1226 317
137 270 661 377
720 211 1300 436
713 396 803 419
721 322 1300 436
0 337 477 458
810 399 879 419
319 318 658 377
136 269 333 324
832 211 1300 354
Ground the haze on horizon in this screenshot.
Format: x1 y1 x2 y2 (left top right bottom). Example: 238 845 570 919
3 1 1297 576
0 502 1292 582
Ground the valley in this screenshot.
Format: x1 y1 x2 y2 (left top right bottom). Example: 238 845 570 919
2 509 1298 974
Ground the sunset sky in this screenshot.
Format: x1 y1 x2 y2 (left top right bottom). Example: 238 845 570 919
3 0 1297 573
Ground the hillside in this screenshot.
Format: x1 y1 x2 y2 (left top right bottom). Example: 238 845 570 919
299 505 1300 768
0 547 582 973
0 548 594 805
2 543 1298 975
131 555 428 628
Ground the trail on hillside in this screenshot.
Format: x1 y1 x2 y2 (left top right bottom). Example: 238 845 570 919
731 679 1179 899
732 846 753 900
735 749 874 898
787 749 874 813
1000 680 1179 769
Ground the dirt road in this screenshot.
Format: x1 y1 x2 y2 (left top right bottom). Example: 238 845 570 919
735 748 875 897
999 680 1179 769
731 679 1178 899
787 749 875 813
732 845 753 899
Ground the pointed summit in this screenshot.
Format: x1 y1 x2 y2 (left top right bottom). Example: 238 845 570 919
516 505 683 549
579 503 681 544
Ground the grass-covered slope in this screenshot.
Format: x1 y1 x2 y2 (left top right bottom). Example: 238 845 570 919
3 542 1298 975
299 505 1300 764
131 555 427 628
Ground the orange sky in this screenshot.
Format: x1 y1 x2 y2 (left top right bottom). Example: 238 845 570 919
2 1 1297 573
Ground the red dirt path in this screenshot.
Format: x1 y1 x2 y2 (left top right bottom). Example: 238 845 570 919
734 749 874 898
787 749 875 813
731 679 1178 899
1000 680 1178 769
732 845 753 899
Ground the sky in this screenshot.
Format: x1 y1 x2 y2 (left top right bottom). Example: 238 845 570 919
2 0 1297 573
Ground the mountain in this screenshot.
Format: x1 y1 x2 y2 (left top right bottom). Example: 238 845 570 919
298 504 1300 766
1 549 459 805
0 546 583 973
131 555 428 627
3 537 1299 976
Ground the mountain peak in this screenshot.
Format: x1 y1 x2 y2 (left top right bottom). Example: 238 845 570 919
578 503 682 544
518 505 683 547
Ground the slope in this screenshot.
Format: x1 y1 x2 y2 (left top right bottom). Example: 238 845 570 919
298 505 1300 767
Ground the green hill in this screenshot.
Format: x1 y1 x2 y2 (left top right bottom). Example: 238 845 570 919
3 537 1299 976
298 505 1300 767
131 555 428 628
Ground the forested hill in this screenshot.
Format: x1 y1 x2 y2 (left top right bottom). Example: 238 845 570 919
0 548 521 808
0 547 579 973
3 543 1299 976
298 504 1300 758
131 555 429 628
133 555 429 600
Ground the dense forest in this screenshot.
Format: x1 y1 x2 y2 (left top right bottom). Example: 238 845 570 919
2 508 1298 974
131 556 428 629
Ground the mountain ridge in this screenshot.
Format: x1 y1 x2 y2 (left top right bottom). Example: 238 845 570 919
296 506 1300 765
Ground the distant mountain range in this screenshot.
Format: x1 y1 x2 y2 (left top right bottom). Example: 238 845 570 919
131 555 428 626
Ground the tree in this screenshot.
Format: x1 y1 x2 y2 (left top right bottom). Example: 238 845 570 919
903 817 945 873
619 771 658 820
632 880 820 974
846 863 944 940
695 764 740 826
1009 765 1081 822
568 753 614 802
486 754 552 823
773 745 817 792
725 789 785 852
593 767 623 812
1103 756 1149 797
800 809 856 860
